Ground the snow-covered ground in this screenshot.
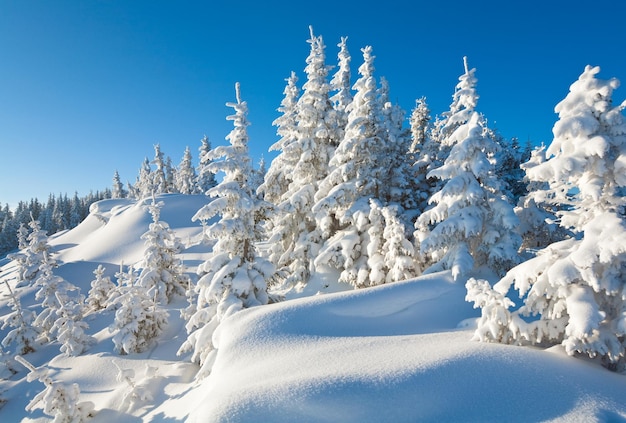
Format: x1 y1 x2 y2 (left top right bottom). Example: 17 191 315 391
1 194 625 422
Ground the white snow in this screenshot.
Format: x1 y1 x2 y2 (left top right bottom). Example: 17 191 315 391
1 194 625 422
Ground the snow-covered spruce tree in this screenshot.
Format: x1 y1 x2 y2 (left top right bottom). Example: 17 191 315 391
16 221 29 250
109 278 169 355
365 200 417 285
112 170 126 199
329 36 353 144
15 355 95 422
136 199 188 304
416 112 521 279
86 265 116 311
8 217 51 285
467 65 626 370
260 28 336 289
51 292 95 356
514 144 571 250
313 46 417 287
313 45 382 287
176 146 198 195
258 71 300 205
165 155 176 193
32 255 82 343
409 97 431 157
492 133 530 204
178 83 276 378
1 279 40 355
249 157 267 201
196 135 217 195
415 58 520 280
151 144 168 194
421 57 480 198
409 97 434 214
382 205 419 283
136 157 153 199
104 263 136 312
378 76 419 213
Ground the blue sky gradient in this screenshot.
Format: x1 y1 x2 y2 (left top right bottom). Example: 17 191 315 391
1 0 625 208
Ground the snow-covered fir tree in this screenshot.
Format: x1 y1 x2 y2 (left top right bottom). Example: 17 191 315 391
165 155 176 193
109 280 168 355
151 144 168 194
416 59 520 280
176 146 197 195
32 255 82 344
86 265 116 311
196 135 217 195
409 97 434 214
314 46 414 287
421 57 480 197
260 28 336 289
329 36 353 144
514 144 571 250
136 199 188 304
112 170 126 199
7 218 51 285
381 205 419 283
178 83 276 379
365 200 417 285
258 71 300 205
51 292 94 357
1 280 40 355
136 157 153 199
467 65 626 370
378 77 418 213
409 97 431 156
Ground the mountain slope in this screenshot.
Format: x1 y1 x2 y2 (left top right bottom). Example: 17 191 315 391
0 194 624 422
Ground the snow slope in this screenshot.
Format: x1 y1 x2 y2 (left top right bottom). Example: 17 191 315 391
1 194 625 422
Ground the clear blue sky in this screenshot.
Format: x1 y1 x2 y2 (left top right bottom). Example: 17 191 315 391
1 0 625 209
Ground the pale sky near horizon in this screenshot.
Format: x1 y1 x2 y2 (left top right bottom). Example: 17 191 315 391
1 0 625 209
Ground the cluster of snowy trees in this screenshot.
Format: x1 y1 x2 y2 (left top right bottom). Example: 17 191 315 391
111 141 219 200
179 29 626 373
259 29 531 291
171 28 534 377
467 65 626 371
3 30 626 418
0 190 113 257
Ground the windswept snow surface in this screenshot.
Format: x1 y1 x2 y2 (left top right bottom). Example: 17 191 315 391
187 274 626 423
1 194 625 422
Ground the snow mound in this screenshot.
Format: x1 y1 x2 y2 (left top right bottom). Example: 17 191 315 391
187 273 626 422
50 194 207 267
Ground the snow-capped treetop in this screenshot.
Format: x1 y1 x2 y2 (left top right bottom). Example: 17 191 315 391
439 56 479 143
526 65 626 230
409 97 431 155
418 111 520 279
176 146 197 195
151 144 167 195
258 71 300 204
196 135 217 195
314 45 384 232
112 170 126 199
193 83 258 260
330 36 353 114
136 157 153 199
137 199 189 304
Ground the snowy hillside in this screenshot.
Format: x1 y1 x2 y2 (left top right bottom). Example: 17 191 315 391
1 194 625 422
